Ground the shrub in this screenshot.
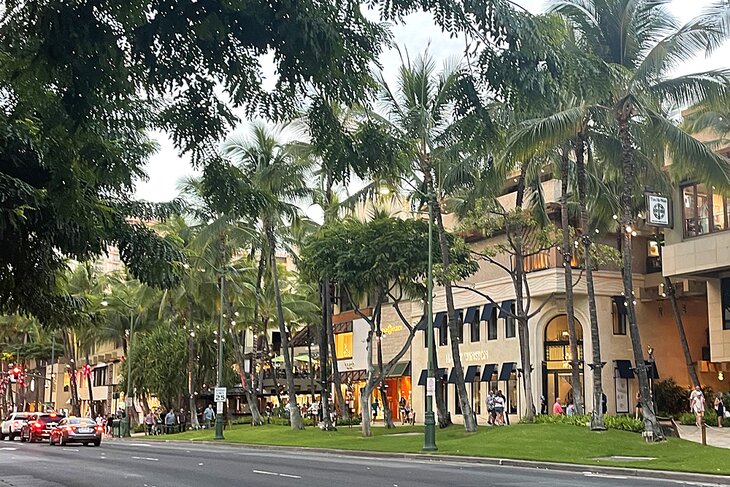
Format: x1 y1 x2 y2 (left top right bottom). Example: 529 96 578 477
530 414 642 432
654 379 690 416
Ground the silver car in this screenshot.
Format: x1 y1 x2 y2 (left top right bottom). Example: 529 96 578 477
49 417 102 447
0 412 31 441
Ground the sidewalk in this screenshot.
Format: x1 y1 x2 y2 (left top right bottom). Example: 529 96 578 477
675 423 730 448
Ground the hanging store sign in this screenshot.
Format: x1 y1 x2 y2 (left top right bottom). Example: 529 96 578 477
645 194 672 227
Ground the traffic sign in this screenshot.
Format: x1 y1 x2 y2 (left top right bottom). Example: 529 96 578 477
214 387 227 403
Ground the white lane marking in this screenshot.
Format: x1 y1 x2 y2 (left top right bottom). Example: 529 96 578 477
583 472 628 480
253 470 279 476
61 448 80 452
0 447 17 451
132 456 159 462
253 469 301 479
129 443 152 447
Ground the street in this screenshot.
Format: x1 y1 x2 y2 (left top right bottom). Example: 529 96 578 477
0 440 726 487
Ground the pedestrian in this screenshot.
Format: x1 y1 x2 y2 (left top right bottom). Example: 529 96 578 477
566 401 576 417
399 396 407 424
540 395 547 415
493 390 506 425
486 390 495 425
715 392 724 428
634 392 643 420
552 399 563 415
178 408 187 432
164 409 176 434
203 404 215 429
689 386 705 428
144 410 155 435
372 399 379 421
601 392 608 415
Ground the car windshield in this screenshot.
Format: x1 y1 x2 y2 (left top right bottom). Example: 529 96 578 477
37 414 64 423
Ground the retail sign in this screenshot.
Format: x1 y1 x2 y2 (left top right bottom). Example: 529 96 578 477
214 387 227 403
426 377 435 396
645 193 672 227
344 361 355 370
382 324 403 336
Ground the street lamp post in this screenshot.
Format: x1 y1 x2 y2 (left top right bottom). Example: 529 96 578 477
423 193 437 451
214 273 225 440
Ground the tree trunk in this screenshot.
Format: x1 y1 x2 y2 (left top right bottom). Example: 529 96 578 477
560 151 584 415
575 138 606 430
429 180 476 432
617 107 664 440
319 281 335 430
187 299 201 429
664 277 701 388
63 330 81 416
432 335 450 428
375 297 395 429
267 223 304 430
514 164 536 422
328 318 349 421
360 328 376 437
85 353 94 417
228 328 264 426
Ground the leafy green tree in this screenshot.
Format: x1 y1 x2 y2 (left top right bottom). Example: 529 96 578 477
301 215 477 436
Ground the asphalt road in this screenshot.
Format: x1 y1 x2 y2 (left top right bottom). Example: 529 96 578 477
0 438 726 487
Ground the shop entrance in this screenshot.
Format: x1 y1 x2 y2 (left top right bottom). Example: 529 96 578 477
542 315 583 409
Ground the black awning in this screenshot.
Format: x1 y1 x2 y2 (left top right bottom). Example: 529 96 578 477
616 359 634 379
647 361 659 379
387 362 411 378
417 369 428 386
464 365 479 382
464 306 480 325
481 363 497 382
498 362 516 381
434 312 447 330
415 315 427 331
498 300 514 319
612 296 628 315
480 303 495 322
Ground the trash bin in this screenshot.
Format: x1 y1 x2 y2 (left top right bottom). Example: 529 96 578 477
112 419 121 438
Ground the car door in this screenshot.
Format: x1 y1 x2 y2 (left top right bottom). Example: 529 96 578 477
53 419 67 441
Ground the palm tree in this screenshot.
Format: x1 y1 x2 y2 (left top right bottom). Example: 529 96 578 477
374 50 482 431
549 0 730 439
221 122 313 430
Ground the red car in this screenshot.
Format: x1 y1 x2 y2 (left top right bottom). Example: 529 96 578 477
49 417 103 447
19 412 64 443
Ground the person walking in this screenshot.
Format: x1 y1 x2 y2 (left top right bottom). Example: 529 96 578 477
715 392 725 428
552 399 563 415
486 390 496 425
634 392 643 420
399 396 407 424
540 395 547 415
371 399 379 422
690 386 705 428
164 409 177 434
493 390 506 425
203 404 215 429
144 411 155 435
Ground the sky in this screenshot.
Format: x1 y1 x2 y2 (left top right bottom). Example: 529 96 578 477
133 0 729 203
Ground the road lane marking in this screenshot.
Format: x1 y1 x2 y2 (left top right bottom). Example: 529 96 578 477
583 472 628 480
129 443 152 447
132 456 159 461
253 469 301 479
0 447 17 451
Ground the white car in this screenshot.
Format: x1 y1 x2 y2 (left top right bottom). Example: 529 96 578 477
0 412 31 440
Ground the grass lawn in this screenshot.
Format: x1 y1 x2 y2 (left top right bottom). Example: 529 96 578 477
148 422 730 476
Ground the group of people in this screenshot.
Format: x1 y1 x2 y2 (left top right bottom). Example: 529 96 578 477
688 386 729 428
486 390 509 426
398 396 415 425
143 407 193 435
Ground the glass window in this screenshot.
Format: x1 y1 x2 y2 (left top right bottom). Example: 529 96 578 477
682 183 729 237
487 309 497 341
505 304 516 338
455 386 462 414
439 325 448 346
470 320 480 342
713 193 726 232
471 374 481 415
334 332 353 359
722 278 730 331
683 184 697 236
613 300 627 335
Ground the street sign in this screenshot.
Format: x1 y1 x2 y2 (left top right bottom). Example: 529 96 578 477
426 377 435 396
214 387 227 403
217 402 223 415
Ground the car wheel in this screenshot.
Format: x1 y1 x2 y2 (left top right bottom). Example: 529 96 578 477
9 432 17 441
93 439 101 447
20 432 26 442
0 432 5 441
49 436 54 446
59 435 66 446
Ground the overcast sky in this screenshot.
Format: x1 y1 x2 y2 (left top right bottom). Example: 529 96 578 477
134 0 729 203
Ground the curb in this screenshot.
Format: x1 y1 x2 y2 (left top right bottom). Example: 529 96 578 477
118 438 730 485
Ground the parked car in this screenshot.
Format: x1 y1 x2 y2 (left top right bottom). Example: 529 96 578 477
19 412 64 443
49 417 102 447
0 412 31 441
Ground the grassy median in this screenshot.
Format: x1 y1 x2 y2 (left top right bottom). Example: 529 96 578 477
147 422 730 476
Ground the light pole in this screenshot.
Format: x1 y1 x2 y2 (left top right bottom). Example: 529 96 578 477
379 181 437 450
102 297 134 437
423 192 437 451
214 273 225 440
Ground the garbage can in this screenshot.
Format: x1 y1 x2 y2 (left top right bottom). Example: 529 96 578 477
112 419 121 438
